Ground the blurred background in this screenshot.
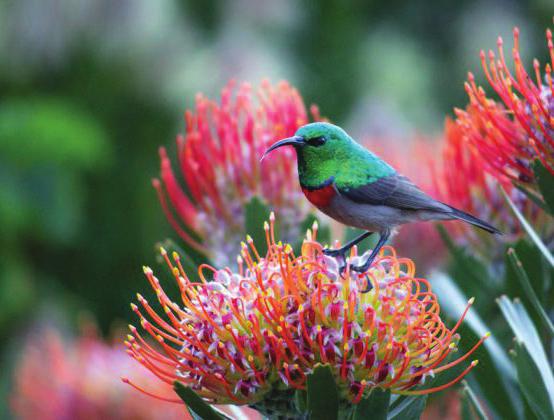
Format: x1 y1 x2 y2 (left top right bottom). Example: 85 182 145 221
0 0 552 416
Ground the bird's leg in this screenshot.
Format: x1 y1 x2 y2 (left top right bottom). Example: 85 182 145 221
351 229 391 292
323 231 373 261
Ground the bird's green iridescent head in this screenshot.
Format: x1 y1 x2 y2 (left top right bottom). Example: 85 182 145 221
262 122 395 188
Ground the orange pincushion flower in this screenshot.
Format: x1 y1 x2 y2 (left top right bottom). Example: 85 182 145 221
154 80 322 266
457 26 554 186
125 215 486 416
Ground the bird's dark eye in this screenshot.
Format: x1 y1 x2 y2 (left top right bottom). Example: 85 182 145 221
306 136 326 146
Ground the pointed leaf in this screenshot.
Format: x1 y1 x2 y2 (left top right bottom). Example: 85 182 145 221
353 388 390 420
506 248 554 337
500 186 554 268
307 364 339 420
497 296 554 416
244 197 272 257
513 183 548 212
432 273 521 419
533 160 554 214
388 395 427 420
512 342 554 420
173 381 227 420
461 381 489 420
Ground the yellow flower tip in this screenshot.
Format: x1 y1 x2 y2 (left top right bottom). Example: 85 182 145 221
164 306 171 314
298 304 304 312
405 351 411 358
172 251 180 259
237 255 243 264
471 360 479 367
279 316 285 322
159 246 167 256
172 267 179 276
130 303 138 311
128 324 136 332
136 293 145 302
484 332 491 339
361 379 367 386
343 303 348 310
241 242 247 249
269 211 275 221
468 297 475 305
126 334 134 341
343 343 349 351
277 326 283 332
312 220 318 230
142 266 152 275
317 326 322 333
264 221 269 231
225 324 232 330
448 342 456 349
284 244 293 254
156 335 164 343
246 234 253 243
248 355 254 363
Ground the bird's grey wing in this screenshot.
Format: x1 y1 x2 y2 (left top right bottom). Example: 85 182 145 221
337 174 449 212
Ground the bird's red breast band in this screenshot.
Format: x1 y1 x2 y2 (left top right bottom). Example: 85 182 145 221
302 184 337 207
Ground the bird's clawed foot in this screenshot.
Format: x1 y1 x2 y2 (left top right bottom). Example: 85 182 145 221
322 247 345 259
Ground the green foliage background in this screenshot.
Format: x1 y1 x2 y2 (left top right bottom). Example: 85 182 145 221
0 0 552 418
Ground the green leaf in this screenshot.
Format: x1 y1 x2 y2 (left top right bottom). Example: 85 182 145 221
307 364 339 420
353 388 390 420
461 381 489 420
506 248 554 337
432 273 521 419
437 225 496 299
295 389 308 414
500 186 554 268
173 381 228 420
244 197 272 257
514 183 549 212
387 395 426 420
497 296 554 418
512 342 554 420
533 160 554 214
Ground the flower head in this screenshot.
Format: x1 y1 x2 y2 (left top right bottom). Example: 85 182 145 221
125 215 486 415
11 324 184 420
457 26 554 186
435 118 551 254
154 80 321 266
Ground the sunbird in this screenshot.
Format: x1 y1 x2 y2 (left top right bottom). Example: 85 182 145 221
262 122 500 288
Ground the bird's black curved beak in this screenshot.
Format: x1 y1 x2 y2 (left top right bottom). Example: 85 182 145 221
261 135 304 162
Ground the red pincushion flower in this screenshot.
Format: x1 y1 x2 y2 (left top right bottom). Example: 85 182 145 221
154 80 322 266
124 215 486 417
457 26 554 186
434 118 551 254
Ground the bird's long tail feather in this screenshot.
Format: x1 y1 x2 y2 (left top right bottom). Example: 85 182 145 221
447 206 501 234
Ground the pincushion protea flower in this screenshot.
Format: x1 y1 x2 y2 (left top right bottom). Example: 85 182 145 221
10 325 184 420
457 26 554 186
434 118 551 254
154 80 322 266
124 214 487 417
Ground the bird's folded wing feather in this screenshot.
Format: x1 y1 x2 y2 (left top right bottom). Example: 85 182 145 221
337 174 449 212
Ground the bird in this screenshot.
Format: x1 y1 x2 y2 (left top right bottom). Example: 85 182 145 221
261 122 500 291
